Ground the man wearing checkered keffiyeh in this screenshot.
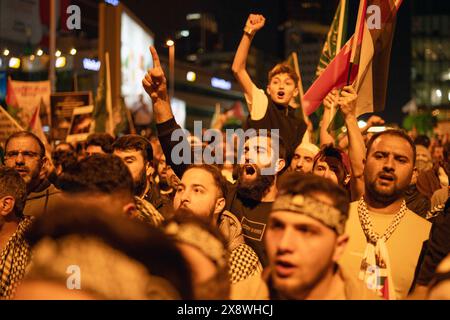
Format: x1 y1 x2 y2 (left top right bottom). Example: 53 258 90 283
0 167 34 300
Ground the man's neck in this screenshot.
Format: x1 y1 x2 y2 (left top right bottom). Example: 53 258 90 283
261 180 278 202
27 178 47 194
363 194 404 214
0 219 20 253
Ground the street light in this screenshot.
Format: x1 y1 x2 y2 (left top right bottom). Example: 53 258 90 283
166 39 175 100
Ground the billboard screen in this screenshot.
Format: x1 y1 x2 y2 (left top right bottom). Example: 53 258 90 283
121 10 153 110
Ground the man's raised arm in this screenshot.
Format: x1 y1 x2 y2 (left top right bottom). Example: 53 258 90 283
338 85 366 200
142 46 189 178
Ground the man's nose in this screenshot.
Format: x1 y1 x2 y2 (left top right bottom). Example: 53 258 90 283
383 156 395 171
15 153 25 164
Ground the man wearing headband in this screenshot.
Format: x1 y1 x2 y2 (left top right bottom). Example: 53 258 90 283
265 173 378 299
289 142 320 174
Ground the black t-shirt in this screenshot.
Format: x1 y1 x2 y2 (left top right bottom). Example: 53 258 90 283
226 184 273 268
416 201 450 285
245 98 307 161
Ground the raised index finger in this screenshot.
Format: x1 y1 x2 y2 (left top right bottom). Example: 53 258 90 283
149 46 161 68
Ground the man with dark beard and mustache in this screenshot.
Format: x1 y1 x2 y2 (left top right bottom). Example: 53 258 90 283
339 130 431 300
142 46 287 267
112 135 171 218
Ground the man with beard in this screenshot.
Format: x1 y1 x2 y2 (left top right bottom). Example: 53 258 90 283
112 135 171 218
289 142 320 174
265 173 378 299
170 164 265 299
3 132 60 216
143 46 286 266
339 130 431 300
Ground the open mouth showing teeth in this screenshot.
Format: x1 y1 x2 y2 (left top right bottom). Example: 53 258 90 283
277 91 285 97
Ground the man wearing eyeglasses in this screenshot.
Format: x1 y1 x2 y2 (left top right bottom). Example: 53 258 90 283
3 131 60 216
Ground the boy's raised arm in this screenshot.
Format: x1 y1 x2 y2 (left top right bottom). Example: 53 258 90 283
231 14 265 110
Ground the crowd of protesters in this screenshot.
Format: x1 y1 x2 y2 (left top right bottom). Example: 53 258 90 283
0 14 449 300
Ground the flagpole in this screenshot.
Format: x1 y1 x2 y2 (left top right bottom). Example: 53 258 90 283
49 0 56 92
105 52 114 136
336 0 347 54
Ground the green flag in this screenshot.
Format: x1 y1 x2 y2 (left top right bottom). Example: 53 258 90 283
314 0 349 140
92 60 108 133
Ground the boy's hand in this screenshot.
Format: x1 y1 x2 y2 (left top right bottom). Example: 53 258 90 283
245 14 266 32
142 46 168 104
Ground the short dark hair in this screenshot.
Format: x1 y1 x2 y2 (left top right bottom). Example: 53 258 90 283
112 135 153 162
277 172 350 218
185 164 227 197
55 142 75 152
86 133 115 154
58 154 134 195
5 131 45 158
313 144 350 175
51 150 78 172
414 135 431 148
268 63 299 88
366 129 416 165
0 166 27 216
244 129 287 162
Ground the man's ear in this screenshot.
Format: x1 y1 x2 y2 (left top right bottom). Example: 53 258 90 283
214 197 225 215
123 202 138 218
39 156 50 179
276 158 286 174
0 196 15 217
212 197 226 226
332 234 349 263
292 87 299 98
266 85 271 96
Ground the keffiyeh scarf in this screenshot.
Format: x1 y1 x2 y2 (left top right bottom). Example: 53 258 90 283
357 198 407 300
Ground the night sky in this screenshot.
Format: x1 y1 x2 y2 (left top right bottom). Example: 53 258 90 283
121 0 286 57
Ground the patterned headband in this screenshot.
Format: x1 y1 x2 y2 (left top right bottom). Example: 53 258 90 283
165 221 228 269
271 194 347 235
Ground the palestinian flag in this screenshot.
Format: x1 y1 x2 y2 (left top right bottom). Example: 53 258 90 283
354 0 403 116
304 0 403 117
303 0 368 116
311 0 349 138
